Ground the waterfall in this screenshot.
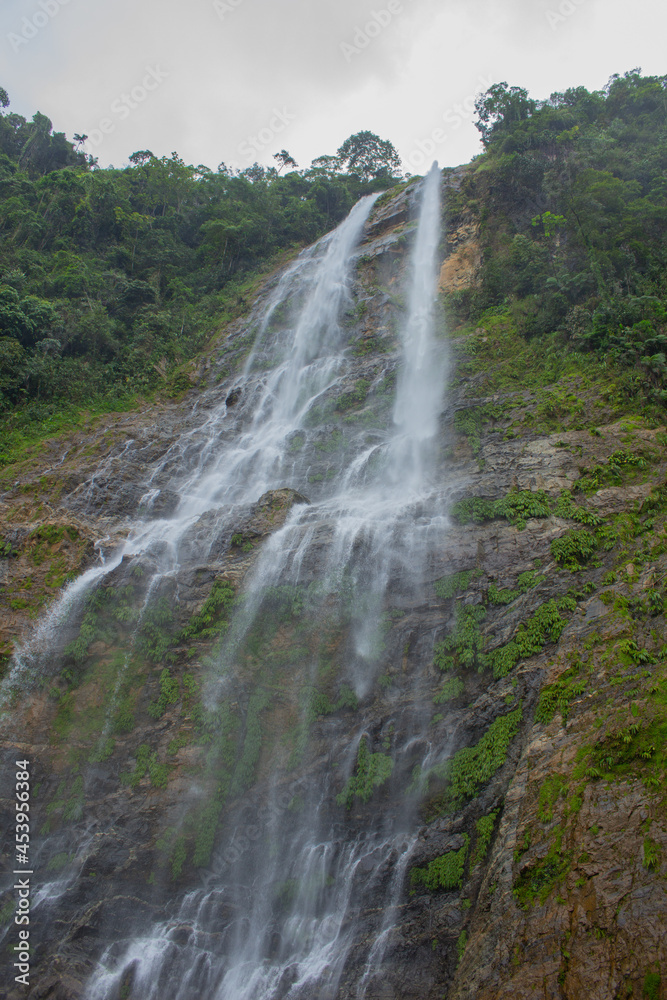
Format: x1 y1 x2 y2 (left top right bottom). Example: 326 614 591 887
3 165 448 1000
0 194 380 712
389 162 444 491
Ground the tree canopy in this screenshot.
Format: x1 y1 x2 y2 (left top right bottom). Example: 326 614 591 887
0 92 403 429
449 68 667 408
336 131 402 180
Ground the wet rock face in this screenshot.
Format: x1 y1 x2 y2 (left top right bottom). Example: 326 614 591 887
1 177 667 1000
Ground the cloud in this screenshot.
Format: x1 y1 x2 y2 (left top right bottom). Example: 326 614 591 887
1 0 666 173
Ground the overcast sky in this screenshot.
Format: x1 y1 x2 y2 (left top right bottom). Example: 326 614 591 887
2 0 666 175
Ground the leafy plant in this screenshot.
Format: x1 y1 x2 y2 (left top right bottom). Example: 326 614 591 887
410 836 470 891
513 830 572 908
450 491 551 530
420 708 522 817
551 529 598 570
147 668 180 719
434 677 465 704
180 579 235 641
488 569 545 605
484 599 570 679
535 663 587 724
434 570 473 600
434 604 486 673
470 810 499 867
336 737 393 808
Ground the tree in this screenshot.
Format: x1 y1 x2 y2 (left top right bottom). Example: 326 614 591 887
128 150 154 166
273 149 298 173
474 83 537 147
336 131 401 180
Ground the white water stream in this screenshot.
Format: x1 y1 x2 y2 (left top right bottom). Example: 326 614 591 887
4 165 449 999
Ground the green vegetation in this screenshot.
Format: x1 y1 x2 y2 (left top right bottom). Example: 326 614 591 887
334 378 370 413
418 708 522 818
461 71 667 411
456 930 468 964
434 677 465 704
335 131 401 180
191 701 240 867
336 736 394 808
0 536 18 557
124 744 170 790
229 687 271 796
537 774 567 823
0 90 400 437
170 836 187 880
574 715 667 788
46 852 72 873
513 828 572 908
147 668 180 719
576 451 650 493
485 598 572 679
643 972 662 999
434 587 573 683
289 682 358 767
434 569 474 600
410 836 470 891
553 491 603 526
135 598 176 664
180 579 235 641
488 569 545 605
454 409 484 455
450 490 551 530
434 603 486 673
470 810 499 867
535 661 587 724
453 403 507 454
551 529 598 571
642 837 661 872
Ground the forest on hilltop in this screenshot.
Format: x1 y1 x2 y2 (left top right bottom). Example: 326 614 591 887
450 69 667 410
0 97 398 444
0 68 666 454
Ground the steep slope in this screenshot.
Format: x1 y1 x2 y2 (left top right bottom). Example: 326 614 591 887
0 167 666 1000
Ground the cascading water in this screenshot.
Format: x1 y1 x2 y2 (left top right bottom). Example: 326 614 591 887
2 163 450 999
0 194 379 711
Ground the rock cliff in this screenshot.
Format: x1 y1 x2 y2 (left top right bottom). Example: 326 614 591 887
0 174 665 1000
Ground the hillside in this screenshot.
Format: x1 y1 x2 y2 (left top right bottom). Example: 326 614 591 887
0 70 666 1000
